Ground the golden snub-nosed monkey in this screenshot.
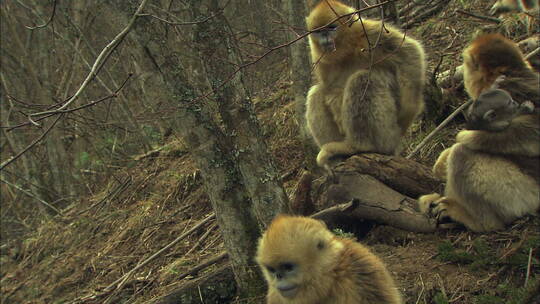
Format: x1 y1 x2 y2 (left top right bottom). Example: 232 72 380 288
305 0 425 168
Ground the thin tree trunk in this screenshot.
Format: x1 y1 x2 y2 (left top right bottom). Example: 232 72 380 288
284 0 312 140
107 0 289 296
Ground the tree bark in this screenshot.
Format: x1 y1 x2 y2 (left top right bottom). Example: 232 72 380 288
107 0 289 297
283 0 311 137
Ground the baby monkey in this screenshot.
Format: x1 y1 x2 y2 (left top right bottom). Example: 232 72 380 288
466 76 535 132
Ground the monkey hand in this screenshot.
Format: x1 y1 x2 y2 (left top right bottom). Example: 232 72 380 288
418 193 452 224
427 197 453 225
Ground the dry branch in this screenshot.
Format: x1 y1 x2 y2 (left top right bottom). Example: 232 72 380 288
456 9 501 23
407 100 472 159
341 154 441 197
176 252 228 281
30 0 148 117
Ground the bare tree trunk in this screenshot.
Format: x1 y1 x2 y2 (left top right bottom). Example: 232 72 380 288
191 0 290 225
107 0 289 297
2 9 72 202
188 0 290 294
283 0 318 166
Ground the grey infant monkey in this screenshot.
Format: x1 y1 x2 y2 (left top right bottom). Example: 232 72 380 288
466 76 535 132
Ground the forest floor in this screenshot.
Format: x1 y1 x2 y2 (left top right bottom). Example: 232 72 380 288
1 0 539 303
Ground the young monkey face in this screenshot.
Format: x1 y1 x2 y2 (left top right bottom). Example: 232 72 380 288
255 216 340 300
310 24 338 52
465 88 534 132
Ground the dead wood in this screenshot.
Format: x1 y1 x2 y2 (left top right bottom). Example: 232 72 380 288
336 154 442 198
311 154 442 233
290 169 315 215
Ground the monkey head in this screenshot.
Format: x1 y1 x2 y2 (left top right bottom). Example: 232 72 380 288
466 88 534 131
255 215 343 300
462 34 530 99
306 1 359 62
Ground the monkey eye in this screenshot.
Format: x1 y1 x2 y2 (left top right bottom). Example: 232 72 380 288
317 240 325 250
281 262 295 271
266 266 276 273
314 24 337 33
326 24 338 30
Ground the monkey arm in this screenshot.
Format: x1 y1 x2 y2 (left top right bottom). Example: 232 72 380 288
305 85 344 148
432 148 452 180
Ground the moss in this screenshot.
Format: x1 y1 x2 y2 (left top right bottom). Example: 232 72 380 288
437 241 476 264
473 277 538 304
433 291 449 304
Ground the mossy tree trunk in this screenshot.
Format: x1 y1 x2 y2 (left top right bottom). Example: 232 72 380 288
108 0 290 298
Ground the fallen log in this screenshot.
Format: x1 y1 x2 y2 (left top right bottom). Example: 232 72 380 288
310 154 443 233
338 154 442 198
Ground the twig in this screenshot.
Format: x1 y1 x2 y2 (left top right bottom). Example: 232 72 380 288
4 73 132 131
310 199 359 219
407 101 472 159
0 114 64 170
183 223 217 257
74 176 132 216
415 274 425 304
524 247 533 287
402 1 446 29
525 46 540 60
456 9 501 24
137 10 221 26
0 177 63 215
188 0 396 104
177 252 228 280
25 0 57 30
30 0 148 117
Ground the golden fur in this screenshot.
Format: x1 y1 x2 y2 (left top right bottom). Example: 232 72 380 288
419 34 540 232
256 215 402 304
305 0 425 167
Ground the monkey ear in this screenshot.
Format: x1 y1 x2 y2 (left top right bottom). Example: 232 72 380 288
483 109 497 122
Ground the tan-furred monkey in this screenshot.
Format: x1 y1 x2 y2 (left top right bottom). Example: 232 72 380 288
419 34 540 232
305 0 425 168
256 215 403 304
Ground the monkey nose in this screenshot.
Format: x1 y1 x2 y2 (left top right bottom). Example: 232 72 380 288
320 41 336 52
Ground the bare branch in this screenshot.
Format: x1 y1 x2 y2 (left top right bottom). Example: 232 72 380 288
0 114 64 171
25 0 58 30
456 9 501 24
71 213 216 303
3 74 132 131
29 0 149 117
407 100 472 159
0 177 63 215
